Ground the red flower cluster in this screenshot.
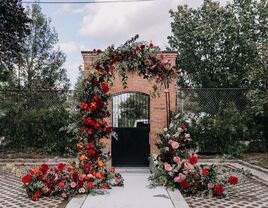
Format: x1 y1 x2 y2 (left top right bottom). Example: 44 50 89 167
228 176 238 185
213 185 224 196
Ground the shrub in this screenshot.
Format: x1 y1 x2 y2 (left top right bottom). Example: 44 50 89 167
0 104 77 156
190 103 249 156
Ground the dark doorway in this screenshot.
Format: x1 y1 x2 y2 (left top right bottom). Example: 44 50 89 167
112 92 150 167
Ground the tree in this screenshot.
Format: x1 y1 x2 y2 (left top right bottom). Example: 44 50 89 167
0 4 74 155
16 4 70 90
168 0 268 88
0 0 31 82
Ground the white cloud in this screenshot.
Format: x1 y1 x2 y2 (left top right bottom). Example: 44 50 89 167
78 0 229 49
58 41 78 53
54 3 86 15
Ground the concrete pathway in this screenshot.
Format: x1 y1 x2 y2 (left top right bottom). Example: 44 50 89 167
80 172 174 208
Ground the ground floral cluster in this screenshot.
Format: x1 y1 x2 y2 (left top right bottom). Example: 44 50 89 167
21 35 176 200
149 112 239 197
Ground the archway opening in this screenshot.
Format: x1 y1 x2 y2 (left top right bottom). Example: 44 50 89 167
112 92 150 167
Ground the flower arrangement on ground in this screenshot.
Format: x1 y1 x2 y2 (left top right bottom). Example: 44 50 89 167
149 112 239 197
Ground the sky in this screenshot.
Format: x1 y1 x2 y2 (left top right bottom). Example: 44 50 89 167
24 0 229 89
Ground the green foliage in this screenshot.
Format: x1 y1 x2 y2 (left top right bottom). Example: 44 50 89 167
190 103 248 156
0 4 76 155
0 103 76 155
169 0 268 88
0 0 31 82
14 3 70 89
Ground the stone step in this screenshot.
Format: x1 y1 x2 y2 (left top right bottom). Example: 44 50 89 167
115 167 150 173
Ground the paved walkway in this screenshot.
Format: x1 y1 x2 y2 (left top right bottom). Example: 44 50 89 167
79 172 174 208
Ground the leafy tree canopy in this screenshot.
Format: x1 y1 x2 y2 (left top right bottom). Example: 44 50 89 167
0 0 31 82
14 4 70 90
168 0 268 88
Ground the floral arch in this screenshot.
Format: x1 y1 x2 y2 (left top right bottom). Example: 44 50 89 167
21 35 177 200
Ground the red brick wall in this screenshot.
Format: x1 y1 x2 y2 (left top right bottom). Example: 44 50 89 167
82 51 177 155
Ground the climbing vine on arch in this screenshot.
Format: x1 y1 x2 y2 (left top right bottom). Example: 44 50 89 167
21 35 177 200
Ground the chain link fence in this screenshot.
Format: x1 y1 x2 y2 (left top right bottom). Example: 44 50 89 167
176 88 268 154
176 88 249 115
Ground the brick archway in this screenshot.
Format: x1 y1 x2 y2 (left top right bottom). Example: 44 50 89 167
82 51 177 156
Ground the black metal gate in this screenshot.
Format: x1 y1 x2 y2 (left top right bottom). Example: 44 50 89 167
112 92 150 167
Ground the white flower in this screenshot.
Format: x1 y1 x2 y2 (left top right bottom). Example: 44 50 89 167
177 128 182 132
79 188 86 193
185 133 190 138
166 134 170 138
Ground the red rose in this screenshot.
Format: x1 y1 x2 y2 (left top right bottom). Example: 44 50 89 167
141 45 145 49
90 102 97 111
78 180 84 187
31 197 38 201
87 129 93 135
88 149 95 156
201 169 209 176
86 143 94 149
228 176 238 185
22 175 32 184
149 43 154 48
95 65 101 70
38 176 43 181
34 191 42 198
58 182 65 189
189 155 198 165
97 49 102 54
181 123 185 129
41 164 48 173
136 46 141 51
67 167 72 172
87 182 93 189
181 181 189 189
80 127 85 132
80 102 88 110
106 127 112 133
102 82 109 93
213 185 224 196
72 172 79 181
181 162 185 169
58 163 66 171
94 122 101 130
110 168 115 174
83 118 96 126
85 163 91 171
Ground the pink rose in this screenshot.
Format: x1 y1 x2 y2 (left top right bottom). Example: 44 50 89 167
171 141 179 149
164 128 168 132
174 173 186 183
164 163 172 172
70 182 77 188
79 174 86 181
168 140 173 144
173 156 181 164
208 183 214 188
